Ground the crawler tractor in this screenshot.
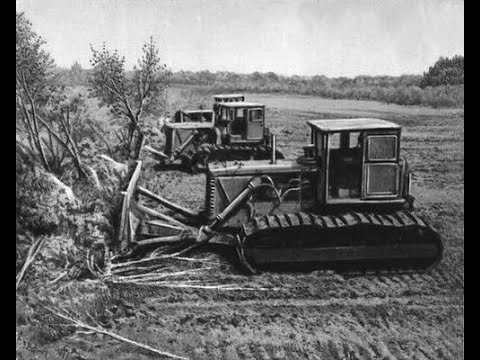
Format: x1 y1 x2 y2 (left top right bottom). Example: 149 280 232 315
124 118 443 273
145 95 283 172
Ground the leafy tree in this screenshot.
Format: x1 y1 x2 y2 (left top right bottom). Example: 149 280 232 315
265 71 279 82
251 71 263 83
89 38 170 160
68 61 88 86
197 70 215 86
71 60 83 74
421 55 464 88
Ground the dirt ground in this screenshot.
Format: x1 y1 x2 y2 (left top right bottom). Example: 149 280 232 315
93 92 462 360
37 92 464 360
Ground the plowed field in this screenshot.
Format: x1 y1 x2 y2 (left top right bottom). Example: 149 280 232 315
101 93 465 360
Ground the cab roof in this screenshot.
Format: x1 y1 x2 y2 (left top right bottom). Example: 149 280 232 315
307 118 401 132
213 94 245 99
181 109 214 114
218 102 264 108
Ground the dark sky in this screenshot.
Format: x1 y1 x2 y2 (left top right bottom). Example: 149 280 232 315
17 0 464 76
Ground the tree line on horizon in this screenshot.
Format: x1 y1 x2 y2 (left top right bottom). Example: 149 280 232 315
56 55 464 108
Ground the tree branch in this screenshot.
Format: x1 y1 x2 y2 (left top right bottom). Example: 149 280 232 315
46 307 188 360
37 114 87 178
16 237 46 290
20 71 51 172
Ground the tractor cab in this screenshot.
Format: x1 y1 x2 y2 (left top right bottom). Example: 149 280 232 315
216 102 267 144
307 119 408 206
213 94 246 120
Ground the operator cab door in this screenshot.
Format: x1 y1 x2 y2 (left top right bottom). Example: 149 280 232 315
326 132 363 201
361 132 401 199
229 108 247 142
246 108 265 141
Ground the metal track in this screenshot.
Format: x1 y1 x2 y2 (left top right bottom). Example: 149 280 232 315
237 210 443 273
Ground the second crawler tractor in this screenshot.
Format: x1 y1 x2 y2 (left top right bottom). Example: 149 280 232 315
148 94 284 172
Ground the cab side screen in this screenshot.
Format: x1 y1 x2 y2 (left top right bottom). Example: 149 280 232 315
367 135 397 161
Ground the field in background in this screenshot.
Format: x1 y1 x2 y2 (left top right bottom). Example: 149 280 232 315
84 90 463 360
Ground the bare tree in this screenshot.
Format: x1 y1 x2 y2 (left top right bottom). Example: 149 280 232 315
89 38 170 160
16 12 90 179
16 12 54 172
38 93 90 178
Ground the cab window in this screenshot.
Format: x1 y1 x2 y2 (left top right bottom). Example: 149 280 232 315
329 133 341 149
220 107 228 121
249 109 263 122
366 135 397 161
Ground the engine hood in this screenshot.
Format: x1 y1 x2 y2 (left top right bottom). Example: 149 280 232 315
208 159 317 177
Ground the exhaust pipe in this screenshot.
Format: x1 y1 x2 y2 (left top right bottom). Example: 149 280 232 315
270 134 277 164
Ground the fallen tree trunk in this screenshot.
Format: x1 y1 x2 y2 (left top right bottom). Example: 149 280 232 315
16 237 46 290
